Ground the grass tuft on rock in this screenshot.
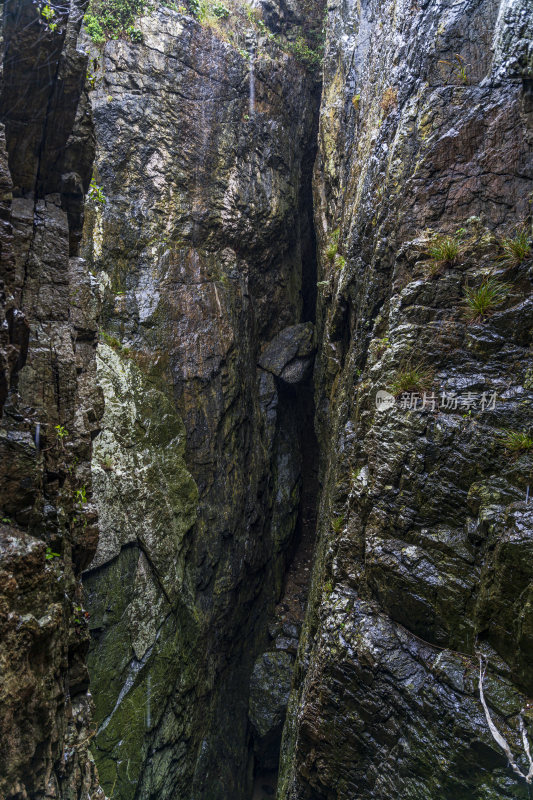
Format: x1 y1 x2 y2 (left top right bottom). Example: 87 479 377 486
463 275 511 321
498 227 531 269
500 430 533 453
331 515 344 533
390 362 434 396
426 233 462 272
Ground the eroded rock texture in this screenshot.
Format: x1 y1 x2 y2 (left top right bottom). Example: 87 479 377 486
0 1 103 798
279 0 533 798
80 5 321 799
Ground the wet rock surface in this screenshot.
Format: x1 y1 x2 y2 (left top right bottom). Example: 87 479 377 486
249 651 293 757
1 0 531 798
0 1 102 798
80 4 322 799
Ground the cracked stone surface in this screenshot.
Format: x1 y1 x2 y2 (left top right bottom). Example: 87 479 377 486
278 0 533 797
0 1 103 798
80 4 322 799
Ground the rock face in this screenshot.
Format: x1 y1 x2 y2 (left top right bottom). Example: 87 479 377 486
279 0 533 798
2 0 531 798
249 650 294 770
80 5 322 799
0 1 103 798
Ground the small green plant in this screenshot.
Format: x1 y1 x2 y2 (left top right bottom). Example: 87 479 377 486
500 430 533 453
380 86 397 115
86 69 98 90
75 486 88 507
352 93 361 111
335 255 346 270
126 24 143 40
46 546 61 560
390 362 434 396
463 275 511 321
426 233 462 271
73 604 90 624
1 517 12 524
88 177 106 205
84 14 105 42
100 454 114 471
324 579 333 595
55 424 69 441
498 227 531 269
41 3 58 30
439 53 469 85
211 0 230 18
326 228 340 261
326 242 337 261
374 335 390 358
285 35 323 70
331 515 344 533
100 330 123 350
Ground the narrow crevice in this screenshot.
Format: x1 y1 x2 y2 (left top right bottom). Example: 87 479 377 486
249 84 321 799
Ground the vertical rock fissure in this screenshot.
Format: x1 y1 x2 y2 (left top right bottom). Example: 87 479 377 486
249 99 321 800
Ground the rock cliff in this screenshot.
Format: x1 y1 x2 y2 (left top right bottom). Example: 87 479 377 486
1 0 532 798
80 4 322 799
279 0 533 798
0 0 103 797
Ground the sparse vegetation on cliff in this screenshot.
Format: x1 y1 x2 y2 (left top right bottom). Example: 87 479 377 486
499 227 531 268
326 228 340 261
390 362 434 396
439 53 470 85
380 86 398 115
500 429 533 453
84 0 145 43
463 275 511 321
426 232 463 271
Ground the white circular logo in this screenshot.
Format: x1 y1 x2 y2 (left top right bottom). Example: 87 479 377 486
375 390 395 411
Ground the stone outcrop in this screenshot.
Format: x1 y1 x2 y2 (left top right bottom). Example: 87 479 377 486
0 1 102 798
279 0 533 798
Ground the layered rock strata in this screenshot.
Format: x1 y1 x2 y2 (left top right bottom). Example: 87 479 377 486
0 1 103 798
279 0 533 798
80 5 322 798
